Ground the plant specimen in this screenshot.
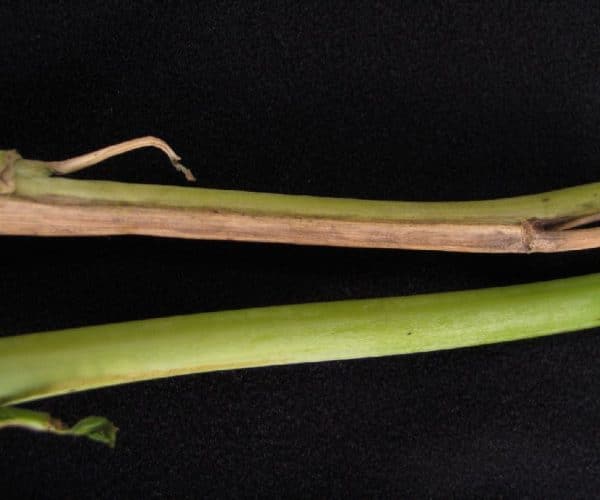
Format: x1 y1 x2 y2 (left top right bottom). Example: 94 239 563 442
1 137 599 252
1 273 598 446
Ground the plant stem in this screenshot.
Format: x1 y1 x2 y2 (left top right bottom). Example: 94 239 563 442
1 138 600 252
1 273 598 407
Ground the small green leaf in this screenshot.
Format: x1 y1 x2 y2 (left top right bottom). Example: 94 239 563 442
69 416 118 447
0 406 117 447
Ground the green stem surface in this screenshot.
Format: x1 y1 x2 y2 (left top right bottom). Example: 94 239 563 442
12 159 600 224
1 273 599 407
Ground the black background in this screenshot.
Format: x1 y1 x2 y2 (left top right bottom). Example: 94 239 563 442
2 1 600 498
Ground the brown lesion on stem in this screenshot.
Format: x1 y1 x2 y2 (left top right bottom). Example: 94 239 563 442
523 215 600 253
0 193 599 253
1 137 599 253
550 212 600 231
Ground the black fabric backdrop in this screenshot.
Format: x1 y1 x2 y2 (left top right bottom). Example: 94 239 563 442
2 2 600 498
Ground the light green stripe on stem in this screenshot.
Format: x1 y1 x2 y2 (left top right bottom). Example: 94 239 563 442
1 273 599 406
13 159 600 224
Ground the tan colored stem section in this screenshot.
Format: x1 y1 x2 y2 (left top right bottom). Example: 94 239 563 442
46 136 196 181
0 150 20 194
1 195 598 253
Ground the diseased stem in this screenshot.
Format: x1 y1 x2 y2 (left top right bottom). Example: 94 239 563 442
2 141 598 447
1 138 600 252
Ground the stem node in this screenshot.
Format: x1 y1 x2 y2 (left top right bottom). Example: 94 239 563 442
0 150 20 194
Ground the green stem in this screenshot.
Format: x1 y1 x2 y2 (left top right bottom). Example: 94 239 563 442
2 274 598 407
2 273 599 446
12 157 600 224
